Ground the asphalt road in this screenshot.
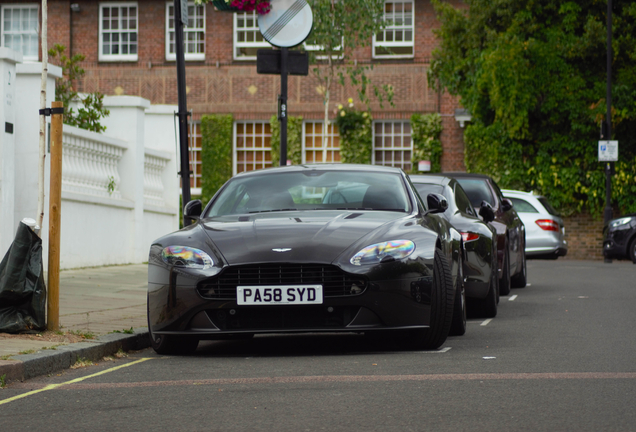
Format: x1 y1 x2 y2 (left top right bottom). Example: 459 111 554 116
2 259 635 431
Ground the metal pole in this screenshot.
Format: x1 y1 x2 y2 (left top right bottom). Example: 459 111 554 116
47 101 64 331
604 0 613 263
280 47 288 166
174 0 192 223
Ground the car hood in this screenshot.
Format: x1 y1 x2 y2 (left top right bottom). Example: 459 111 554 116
200 211 405 265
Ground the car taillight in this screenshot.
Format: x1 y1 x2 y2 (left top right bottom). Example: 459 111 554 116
535 219 559 231
461 232 479 242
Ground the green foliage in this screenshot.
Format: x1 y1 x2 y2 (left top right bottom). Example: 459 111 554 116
201 114 233 205
270 115 303 166
48 44 110 133
410 113 443 174
429 1 636 216
307 0 393 106
334 101 372 164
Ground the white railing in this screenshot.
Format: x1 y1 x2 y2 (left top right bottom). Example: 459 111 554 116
144 149 171 208
62 126 127 199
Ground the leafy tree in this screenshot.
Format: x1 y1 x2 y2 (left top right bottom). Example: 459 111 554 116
429 1 636 216
48 44 110 133
306 0 393 150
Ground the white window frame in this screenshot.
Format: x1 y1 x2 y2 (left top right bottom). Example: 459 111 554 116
233 10 269 60
302 121 341 164
372 120 413 171
373 0 414 59
99 2 139 62
1 3 39 61
165 1 205 61
233 121 273 175
189 121 202 196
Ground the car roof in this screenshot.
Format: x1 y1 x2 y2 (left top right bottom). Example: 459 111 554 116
502 189 543 199
233 163 405 178
443 172 493 180
409 174 452 186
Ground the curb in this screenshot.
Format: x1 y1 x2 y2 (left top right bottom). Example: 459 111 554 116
0 328 150 384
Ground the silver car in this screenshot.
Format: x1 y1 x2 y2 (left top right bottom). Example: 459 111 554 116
502 190 568 259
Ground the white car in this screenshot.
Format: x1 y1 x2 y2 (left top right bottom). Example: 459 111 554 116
502 190 568 259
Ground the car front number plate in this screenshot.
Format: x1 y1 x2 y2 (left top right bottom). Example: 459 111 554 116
237 285 323 305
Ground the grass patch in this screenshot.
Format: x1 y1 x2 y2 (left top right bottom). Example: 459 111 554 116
71 357 94 369
0 374 6 388
0 355 12 361
111 327 134 334
69 330 96 340
18 349 36 355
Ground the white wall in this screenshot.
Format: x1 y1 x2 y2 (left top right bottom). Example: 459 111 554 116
0 55 180 269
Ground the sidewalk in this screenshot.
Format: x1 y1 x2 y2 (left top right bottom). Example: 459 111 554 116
0 264 151 383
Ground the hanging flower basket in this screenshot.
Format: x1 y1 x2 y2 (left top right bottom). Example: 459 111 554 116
211 0 271 14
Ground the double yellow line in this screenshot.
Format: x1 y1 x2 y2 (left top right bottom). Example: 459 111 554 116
0 357 153 406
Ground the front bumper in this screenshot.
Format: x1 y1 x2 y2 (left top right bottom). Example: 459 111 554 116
148 262 436 337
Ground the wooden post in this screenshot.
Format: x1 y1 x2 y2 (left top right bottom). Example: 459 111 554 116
47 101 64 331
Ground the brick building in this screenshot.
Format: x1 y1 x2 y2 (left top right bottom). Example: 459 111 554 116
1 0 468 195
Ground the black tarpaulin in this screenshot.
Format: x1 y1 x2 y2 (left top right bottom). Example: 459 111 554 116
0 222 46 333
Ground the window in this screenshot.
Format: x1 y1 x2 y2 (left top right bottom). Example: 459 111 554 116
373 0 414 58
99 2 138 61
234 11 269 60
189 122 203 195
234 122 273 174
373 121 412 171
1 4 39 61
303 121 341 164
166 2 205 61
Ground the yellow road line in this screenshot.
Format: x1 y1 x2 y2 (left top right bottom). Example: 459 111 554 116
0 357 153 406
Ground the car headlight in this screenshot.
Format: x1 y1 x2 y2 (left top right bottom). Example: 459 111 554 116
610 217 633 228
350 240 415 266
161 246 214 269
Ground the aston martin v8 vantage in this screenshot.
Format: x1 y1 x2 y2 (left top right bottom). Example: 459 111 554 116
147 164 462 354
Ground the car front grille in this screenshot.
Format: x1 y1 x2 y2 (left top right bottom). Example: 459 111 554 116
197 264 367 300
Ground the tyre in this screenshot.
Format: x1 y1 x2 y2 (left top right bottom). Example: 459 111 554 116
403 248 454 350
511 249 527 288
449 254 466 336
468 256 498 319
499 246 511 296
148 303 199 355
628 238 636 264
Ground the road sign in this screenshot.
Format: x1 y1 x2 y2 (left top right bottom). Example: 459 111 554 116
179 0 188 25
258 0 313 48
598 140 618 162
257 49 309 75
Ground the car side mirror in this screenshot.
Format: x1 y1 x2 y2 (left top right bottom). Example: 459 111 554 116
184 199 202 219
426 193 448 214
501 198 513 212
479 201 495 223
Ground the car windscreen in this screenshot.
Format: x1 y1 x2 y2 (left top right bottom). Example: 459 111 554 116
205 170 411 217
509 198 538 213
455 178 494 208
538 197 560 216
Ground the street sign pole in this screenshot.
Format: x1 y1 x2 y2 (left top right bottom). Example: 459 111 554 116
604 0 613 262
279 47 288 165
174 0 191 224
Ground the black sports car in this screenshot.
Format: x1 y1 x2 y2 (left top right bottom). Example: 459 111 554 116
410 175 499 319
446 173 527 294
148 164 462 354
603 214 636 263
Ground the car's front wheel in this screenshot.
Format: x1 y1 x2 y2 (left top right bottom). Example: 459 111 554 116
403 248 454 350
148 303 199 355
629 238 636 264
468 255 498 319
511 249 527 288
449 254 466 336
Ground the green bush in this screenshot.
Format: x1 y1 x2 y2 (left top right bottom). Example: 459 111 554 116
410 113 443 174
270 115 303 166
335 101 372 164
200 114 233 205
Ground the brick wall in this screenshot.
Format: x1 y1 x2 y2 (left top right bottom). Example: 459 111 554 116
562 213 605 260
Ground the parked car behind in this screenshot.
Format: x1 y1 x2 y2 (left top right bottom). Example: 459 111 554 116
603 214 636 263
446 173 527 294
502 190 568 260
411 175 499 320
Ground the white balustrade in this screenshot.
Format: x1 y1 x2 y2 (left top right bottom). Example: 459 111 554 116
144 149 171 208
62 126 127 199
